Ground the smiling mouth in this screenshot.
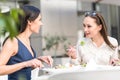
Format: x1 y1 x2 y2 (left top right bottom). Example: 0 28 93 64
85 33 90 36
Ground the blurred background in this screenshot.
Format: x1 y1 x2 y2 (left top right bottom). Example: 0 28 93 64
0 0 120 65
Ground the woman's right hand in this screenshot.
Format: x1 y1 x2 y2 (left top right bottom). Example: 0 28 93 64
67 46 77 59
24 58 44 68
37 56 53 67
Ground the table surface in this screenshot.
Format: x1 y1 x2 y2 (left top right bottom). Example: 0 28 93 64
36 65 120 80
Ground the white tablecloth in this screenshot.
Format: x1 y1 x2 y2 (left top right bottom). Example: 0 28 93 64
37 66 120 80
0 75 8 80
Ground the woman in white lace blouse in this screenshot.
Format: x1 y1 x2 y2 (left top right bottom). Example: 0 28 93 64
67 11 119 65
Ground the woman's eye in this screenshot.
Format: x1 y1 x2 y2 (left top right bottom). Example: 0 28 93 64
87 25 91 28
83 24 85 27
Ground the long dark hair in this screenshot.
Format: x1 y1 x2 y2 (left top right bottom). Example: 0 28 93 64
18 5 40 33
85 11 116 50
2 5 40 46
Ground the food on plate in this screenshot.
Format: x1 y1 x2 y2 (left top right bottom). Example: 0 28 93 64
42 63 82 74
54 64 66 69
81 63 87 67
54 63 75 69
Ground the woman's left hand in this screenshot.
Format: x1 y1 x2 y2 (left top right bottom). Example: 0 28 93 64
110 59 120 66
37 56 53 66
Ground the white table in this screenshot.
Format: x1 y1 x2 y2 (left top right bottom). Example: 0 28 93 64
48 69 120 80
37 66 120 80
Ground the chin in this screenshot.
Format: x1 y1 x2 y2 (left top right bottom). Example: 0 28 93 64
85 35 91 38
34 31 39 34
36 32 39 34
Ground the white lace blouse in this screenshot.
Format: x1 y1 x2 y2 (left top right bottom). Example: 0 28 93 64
71 36 118 65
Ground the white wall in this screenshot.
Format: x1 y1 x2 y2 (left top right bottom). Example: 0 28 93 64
41 0 78 56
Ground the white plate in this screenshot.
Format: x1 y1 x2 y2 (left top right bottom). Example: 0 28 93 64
42 65 82 74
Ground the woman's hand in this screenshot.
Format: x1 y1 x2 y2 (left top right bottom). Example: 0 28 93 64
37 56 53 67
110 59 120 66
24 58 44 68
66 46 77 59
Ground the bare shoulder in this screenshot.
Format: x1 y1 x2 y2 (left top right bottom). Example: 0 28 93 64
3 37 18 46
108 36 118 46
2 37 18 55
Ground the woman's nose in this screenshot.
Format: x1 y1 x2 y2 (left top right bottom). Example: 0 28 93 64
40 21 43 26
84 27 88 32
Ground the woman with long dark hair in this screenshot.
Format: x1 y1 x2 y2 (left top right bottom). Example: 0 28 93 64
67 11 118 65
0 5 53 80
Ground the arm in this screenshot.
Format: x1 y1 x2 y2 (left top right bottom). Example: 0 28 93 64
0 38 26 75
108 36 119 65
67 43 82 65
0 38 43 75
69 45 82 65
109 36 119 59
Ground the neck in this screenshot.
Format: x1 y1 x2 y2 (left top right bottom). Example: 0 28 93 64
20 28 32 38
91 34 104 47
18 31 31 46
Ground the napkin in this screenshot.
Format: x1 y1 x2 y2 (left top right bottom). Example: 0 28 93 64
85 58 98 71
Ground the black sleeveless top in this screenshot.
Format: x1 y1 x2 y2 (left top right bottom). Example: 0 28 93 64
7 38 36 80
